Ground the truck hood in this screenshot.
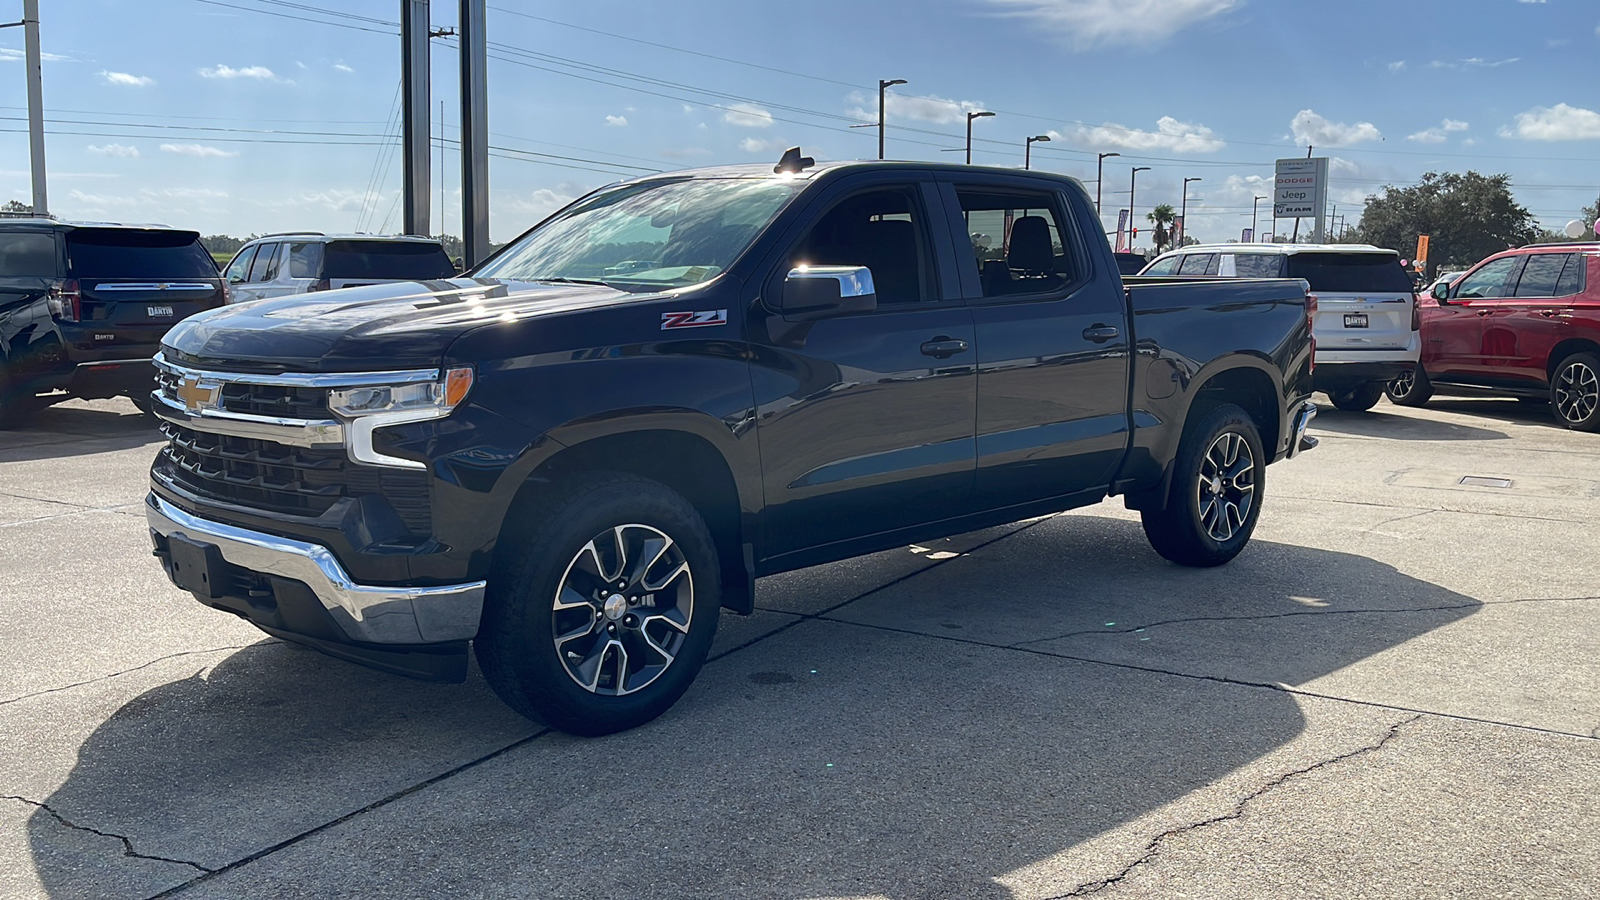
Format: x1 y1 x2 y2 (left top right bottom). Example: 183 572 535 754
160 278 651 372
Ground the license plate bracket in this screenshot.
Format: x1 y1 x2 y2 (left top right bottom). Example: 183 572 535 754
148 305 175 317
1343 313 1369 328
167 534 227 598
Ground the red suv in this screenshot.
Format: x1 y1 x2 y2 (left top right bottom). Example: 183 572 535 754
1385 243 1600 430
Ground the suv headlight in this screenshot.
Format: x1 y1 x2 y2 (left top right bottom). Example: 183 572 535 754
330 367 474 469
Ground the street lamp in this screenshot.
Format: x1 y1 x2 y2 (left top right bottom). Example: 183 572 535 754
1096 152 1120 217
877 78 906 160
965 110 994 165
1252 196 1265 242
1129 166 1151 250
1179 176 1201 251
1024 134 1051 170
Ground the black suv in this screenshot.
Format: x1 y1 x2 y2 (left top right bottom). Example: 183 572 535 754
0 217 225 426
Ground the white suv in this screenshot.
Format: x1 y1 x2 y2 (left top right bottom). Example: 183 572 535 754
1140 243 1420 411
222 233 458 304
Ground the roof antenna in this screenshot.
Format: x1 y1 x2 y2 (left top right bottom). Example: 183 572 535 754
774 147 815 174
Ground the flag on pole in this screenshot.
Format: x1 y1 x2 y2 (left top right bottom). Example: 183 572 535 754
1114 209 1129 252
1241 227 1254 242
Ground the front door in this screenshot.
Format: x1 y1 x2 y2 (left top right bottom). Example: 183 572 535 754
1426 255 1522 381
749 177 976 560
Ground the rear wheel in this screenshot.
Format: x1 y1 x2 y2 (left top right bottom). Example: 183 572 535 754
1384 364 1433 407
1329 383 1385 412
1551 351 1600 432
476 473 721 736
1141 402 1265 567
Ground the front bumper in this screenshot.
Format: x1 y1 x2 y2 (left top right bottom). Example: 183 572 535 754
146 492 485 646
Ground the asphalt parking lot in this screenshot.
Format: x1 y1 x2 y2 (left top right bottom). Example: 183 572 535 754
2 395 1598 899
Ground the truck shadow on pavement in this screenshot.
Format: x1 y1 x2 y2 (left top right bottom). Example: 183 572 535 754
0 400 162 463
27 516 1481 899
1310 404 1509 442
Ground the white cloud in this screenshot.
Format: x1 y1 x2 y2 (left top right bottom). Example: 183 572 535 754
160 143 240 158
1289 109 1381 146
0 48 71 62
1405 119 1469 144
198 64 281 81
984 0 1242 48
1429 57 1518 68
1387 60 1406 72
681 104 695 114
846 91 987 126
605 114 628 127
334 62 353 73
722 102 774 128
739 136 784 154
87 143 139 157
99 70 154 87
1059 116 1225 153
1503 103 1600 140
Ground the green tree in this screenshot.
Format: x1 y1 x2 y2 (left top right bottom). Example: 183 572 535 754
2 199 34 215
1146 203 1175 255
1348 171 1541 279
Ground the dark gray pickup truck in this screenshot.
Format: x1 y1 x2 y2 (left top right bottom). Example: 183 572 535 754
147 155 1318 735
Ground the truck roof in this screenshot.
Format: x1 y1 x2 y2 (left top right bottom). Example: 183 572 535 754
1171 242 1398 256
633 159 1084 184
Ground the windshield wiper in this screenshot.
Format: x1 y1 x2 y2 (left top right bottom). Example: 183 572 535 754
530 276 613 287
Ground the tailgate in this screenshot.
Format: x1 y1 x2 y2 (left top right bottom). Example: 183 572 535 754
1313 292 1412 350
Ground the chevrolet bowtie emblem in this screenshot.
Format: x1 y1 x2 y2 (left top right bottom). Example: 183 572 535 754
175 375 220 413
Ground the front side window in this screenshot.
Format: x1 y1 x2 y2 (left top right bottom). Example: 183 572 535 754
224 245 257 283
0 231 57 277
789 186 931 305
1454 257 1520 300
1177 253 1215 275
475 176 804 290
248 243 281 282
956 189 1079 299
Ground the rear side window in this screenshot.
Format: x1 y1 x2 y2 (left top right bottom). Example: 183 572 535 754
323 241 455 280
1141 256 1180 276
0 231 58 277
1231 254 1282 277
956 189 1081 298
1285 253 1412 293
65 229 216 278
1514 254 1569 298
1555 255 1588 297
1177 253 1215 275
288 241 325 278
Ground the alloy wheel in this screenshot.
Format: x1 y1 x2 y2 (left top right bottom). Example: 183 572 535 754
1554 361 1599 424
1195 431 1256 542
1390 370 1414 398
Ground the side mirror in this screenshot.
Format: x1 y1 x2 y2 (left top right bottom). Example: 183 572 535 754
1431 281 1451 304
781 266 877 321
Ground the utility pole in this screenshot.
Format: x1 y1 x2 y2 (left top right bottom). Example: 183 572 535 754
1251 196 1264 242
6 0 49 215
1096 151 1120 218
1129 166 1150 251
459 0 489 266
1180 176 1201 251
401 0 430 236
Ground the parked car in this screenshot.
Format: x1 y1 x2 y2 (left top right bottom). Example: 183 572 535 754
222 233 457 304
145 157 1316 735
1139 243 1420 411
0 217 224 427
1386 243 1600 430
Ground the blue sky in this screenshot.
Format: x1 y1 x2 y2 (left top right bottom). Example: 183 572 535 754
4 0 1599 249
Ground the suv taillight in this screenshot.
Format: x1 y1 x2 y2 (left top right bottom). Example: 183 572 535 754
307 278 331 293
47 278 81 322
1411 293 1422 331
1306 293 1317 372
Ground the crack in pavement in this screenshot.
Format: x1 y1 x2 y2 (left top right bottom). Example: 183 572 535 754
2 795 212 874
1363 508 1437 532
1011 594 1600 648
0 643 267 708
1050 715 1421 898
1275 493 1592 526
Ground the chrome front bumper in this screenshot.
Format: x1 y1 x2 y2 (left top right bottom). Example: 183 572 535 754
145 493 484 644
1287 400 1318 459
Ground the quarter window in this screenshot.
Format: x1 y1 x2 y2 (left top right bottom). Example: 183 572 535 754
288 242 325 279
1555 255 1587 297
1513 254 1568 298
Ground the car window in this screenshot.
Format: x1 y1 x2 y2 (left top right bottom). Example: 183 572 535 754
288 241 325 279
248 243 280 282
1555 255 1588 298
1284 252 1411 293
323 241 454 280
789 186 932 305
1141 255 1180 276
955 188 1080 299
1233 253 1282 277
1177 253 1215 275
0 231 57 277
1514 254 1569 298
64 229 216 278
1454 257 1520 300
223 245 256 283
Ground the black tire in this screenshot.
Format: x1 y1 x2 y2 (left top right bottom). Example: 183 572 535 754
1550 351 1600 432
1384 364 1433 407
1328 382 1385 412
1141 402 1265 568
475 472 721 736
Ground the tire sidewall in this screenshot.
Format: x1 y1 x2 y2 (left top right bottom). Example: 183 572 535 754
1384 364 1429 406
1172 404 1266 562
478 476 721 735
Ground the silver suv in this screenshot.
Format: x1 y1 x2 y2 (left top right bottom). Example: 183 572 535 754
1140 243 1420 411
222 233 457 304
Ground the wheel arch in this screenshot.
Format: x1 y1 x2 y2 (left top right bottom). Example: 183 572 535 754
1546 339 1600 379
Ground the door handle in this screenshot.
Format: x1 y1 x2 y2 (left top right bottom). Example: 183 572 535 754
1475 310 1493 317
1082 325 1120 343
920 338 969 359
1539 310 1559 318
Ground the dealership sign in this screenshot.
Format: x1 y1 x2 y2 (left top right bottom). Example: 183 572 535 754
1273 158 1329 220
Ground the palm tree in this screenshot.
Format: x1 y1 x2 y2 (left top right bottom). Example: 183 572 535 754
1146 204 1176 255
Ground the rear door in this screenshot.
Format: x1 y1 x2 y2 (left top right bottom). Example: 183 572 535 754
1286 252 1413 356
63 228 224 351
322 240 456 289
1479 252 1582 387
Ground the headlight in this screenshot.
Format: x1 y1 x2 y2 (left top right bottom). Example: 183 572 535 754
330 367 474 469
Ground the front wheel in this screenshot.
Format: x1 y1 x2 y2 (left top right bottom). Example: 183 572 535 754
1329 382 1385 412
1141 403 1265 567
475 473 721 736
1384 364 1433 407
1551 351 1600 432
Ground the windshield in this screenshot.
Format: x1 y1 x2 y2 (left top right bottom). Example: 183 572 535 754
473 177 803 289
1286 252 1412 293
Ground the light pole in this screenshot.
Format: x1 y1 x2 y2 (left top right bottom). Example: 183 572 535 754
877 78 906 160
1024 134 1050 170
1179 176 1201 251
1129 166 1150 250
1251 196 1264 242
1095 151 1120 217
965 110 994 165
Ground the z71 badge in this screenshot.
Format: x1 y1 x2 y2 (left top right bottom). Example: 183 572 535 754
661 309 728 330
